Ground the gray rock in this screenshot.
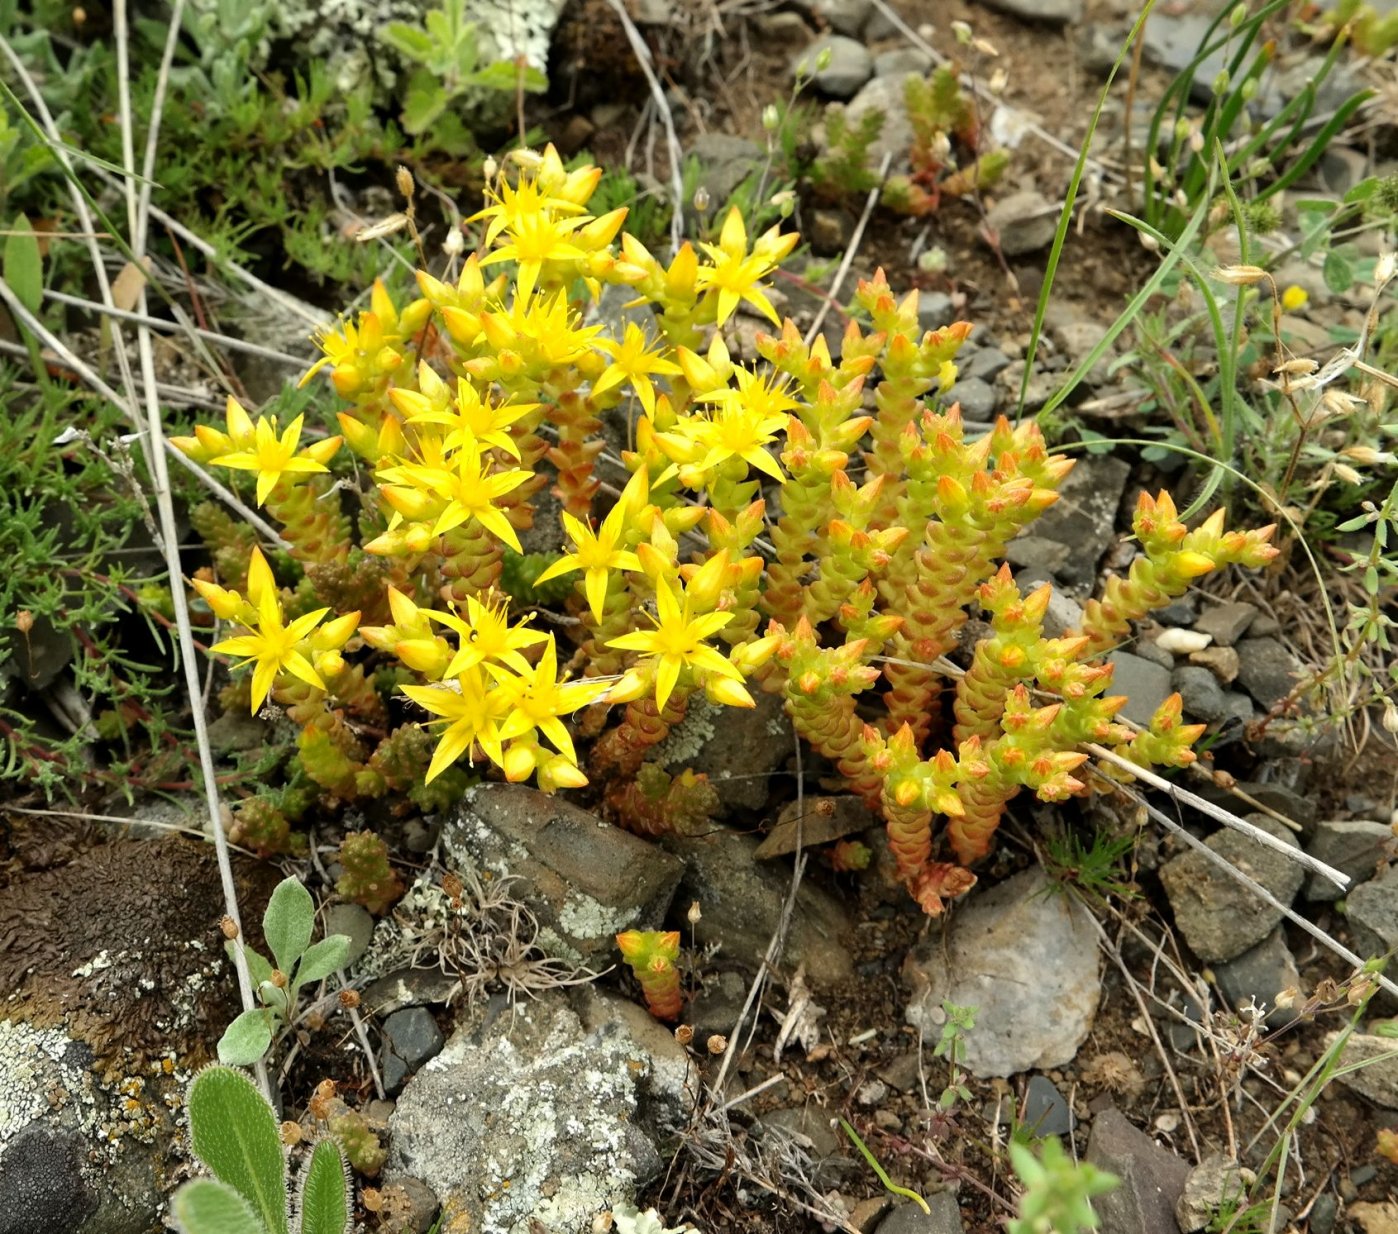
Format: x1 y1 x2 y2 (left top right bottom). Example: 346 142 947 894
684 970 748 1044
844 74 918 169
381 1007 446 1095
363 969 462 1015
1024 1075 1074 1137
663 829 854 989
378 1175 440 1234
1107 652 1173 728
0 1019 170 1234
1142 11 1224 86
1235 637 1300 708
904 868 1100 1077
1329 1031 1398 1108
388 990 696 1232
808 0 872 36
1159 815 1305 962
917 291 956 332
1087 1106 1191 1234
1131 640 1176 670
1193 601 1258 648
1052 318 1113 379
325 903 375 967
688 133 764 215
1188 645 1240 685
655 690 793 812
1154 595 1198 626
1176 1155 1252 1233
962 347 1012 383
756 794 876 859
1345 868 1398 965
976 0 1082 24
986 190 1059 257
446 784 684 961
1212 929 1300 1027
1006 537 1074 576
946 377 998 419
808 208 853 257
794 35 873 99
1026 455 1131 590
205 710 268 754
874 48 935 77
875 1192 963 1234
1173 664 1228 723
1309 1193 1338 1234
761 1106 847 1185
1305 820 1393 901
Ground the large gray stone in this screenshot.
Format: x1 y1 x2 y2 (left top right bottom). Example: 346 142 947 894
1086 1106 1190 1234
1212 929 1300 1028
1345 868 1398 965
1329 1031 1398 1109
1159 815 1305 963
976 0 1082 24
1235 637 1300 708
844 74 918 169
807 0 872 35
445 784 684 962
1108 652 1174 728
655 690 793 813
1305 820 1392 901
793 35 873 98
381 1007 446 1095
874 1192 964 1234
1027 455 1131 590
986 190 1060 257
663 828 854 989
1192 602 1258 648
388 989 696 1234
904 868 1100 1077
1172 664 1228 724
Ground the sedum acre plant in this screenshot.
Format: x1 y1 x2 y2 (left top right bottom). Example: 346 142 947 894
176 146 1278 914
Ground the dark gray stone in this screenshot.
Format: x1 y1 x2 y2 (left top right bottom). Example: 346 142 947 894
1305 820 1392 901
1028 455 1131 589
1345 867 1398 966
1153 595 1197 626
1132 640 1176 670
1329 1031 1398 1108
688 133 764 215
761 1106 847 1185
962 347 1012 383
1107 652 1174 727
1159 815 1305 962
684 971 748 1044
1087 1106 1191 1234
364 968 462 1015
977 0 1081 24
447 784 685 961
655 690 793 813
382 1007 446 1095
1006 538 1074 576
873 48 934 78
807 0 872 36
0 1128 96 1234
905 868 1100 1077
378 1174 440 1234
946 376 998 419
986 190 1060 256
663 828 854 989
1212 929 1300 1027
1192 602 1258 648
917 292 956 332
1235 637 1300 708
874 1192 963 1234
324 903 375 967
1173 664 1228 723
1024 1075 1074 1137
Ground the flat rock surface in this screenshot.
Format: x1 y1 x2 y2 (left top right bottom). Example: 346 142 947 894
1087 1106 1191 1234
1159 815 1305 962
904 867 1100 1077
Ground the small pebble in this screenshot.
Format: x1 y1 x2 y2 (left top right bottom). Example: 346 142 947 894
1155 628 1212 655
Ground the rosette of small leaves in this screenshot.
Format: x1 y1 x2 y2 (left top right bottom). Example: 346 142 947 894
219 877 351 1067
172 1065 350 1234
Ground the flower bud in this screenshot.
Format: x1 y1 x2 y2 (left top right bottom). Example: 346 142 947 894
762 104 780 131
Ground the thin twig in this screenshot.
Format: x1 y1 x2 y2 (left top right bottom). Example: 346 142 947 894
805 151 894 347
43 290 311 367
600 0 686 255
0 286 289 548
1086 743 1349 891
114 0 266 1096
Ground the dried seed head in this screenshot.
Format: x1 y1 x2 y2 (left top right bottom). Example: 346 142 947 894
706 1033 728 1054
72 6 86 23
338 988 361 1010
1212 264 1267 286
674 1024 695 1047
1384 697 1398 735
686 900 702 926
692 186 711 214
308 1079 337 1121
395 165 416 201
361 1187 384 1214
270 969 289 988
280 1120 303 1146
220 915 239 940
15 610 33 634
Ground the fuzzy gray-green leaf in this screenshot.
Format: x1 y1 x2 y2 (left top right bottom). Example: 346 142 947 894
171 1178 269 1234
296 1140 351 1234
293 935 351 993
217 1008 273 1067
187 1066 290 1234
263 877 315 975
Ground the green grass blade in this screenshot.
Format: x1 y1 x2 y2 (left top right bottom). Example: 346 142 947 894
840 1119 930 1214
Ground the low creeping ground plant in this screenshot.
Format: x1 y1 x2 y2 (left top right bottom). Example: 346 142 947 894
177 146 1278 917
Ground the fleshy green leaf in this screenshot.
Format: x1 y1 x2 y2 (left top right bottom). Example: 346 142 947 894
263 877 315 975
171 1178 268 1234
293 935 351 992
1323 248 1355 295
217 1009 274 1067
402 70 447 134
469 61 548 94
4 214 42 314
296 1141 351 1234
379 22 434 63
187 1066 290 1234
